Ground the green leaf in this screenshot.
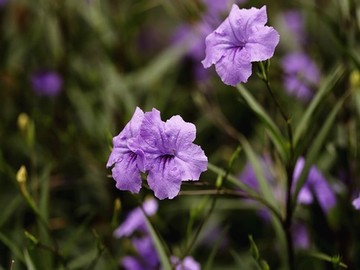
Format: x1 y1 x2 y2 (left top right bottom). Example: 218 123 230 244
203 226 229 270
294 64 345 146
0 232 25 263
126 41 189 89
248 235 270 270
0 195 22 228
23 249 37 270
236 84 288 162
239 135 278 210
142 209 172 270
302 251 348 269
207 162 282 223
293 93 349 207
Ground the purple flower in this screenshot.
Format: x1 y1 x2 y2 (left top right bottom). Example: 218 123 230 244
113 198 158 238
31 71 63 96
139 109 208 200
294 157 336 212
292 222 310 249
282 52 320 101
202 5 280 86
107 107 146 193
107 107 208 200
282 10 305 46
171 256 201 270
122 236 159 270
352 194 360 210
0 0 9 7
238 156 274 190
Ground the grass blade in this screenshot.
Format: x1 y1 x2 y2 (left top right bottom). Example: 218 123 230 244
236 84 288 162
293 93 349 207
294 64 345 145
141 208 172 270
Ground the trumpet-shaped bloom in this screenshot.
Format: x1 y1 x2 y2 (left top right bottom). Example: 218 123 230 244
139 109 208 200
106 107 146 193
202 5 279 86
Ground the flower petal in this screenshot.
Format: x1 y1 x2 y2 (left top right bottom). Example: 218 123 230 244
246 25 280 61
214 47 252 85
113 107 144 147
139 108 167 155
147 156 183 200
164 115 196 149
111 152 142 193
175 144 208 181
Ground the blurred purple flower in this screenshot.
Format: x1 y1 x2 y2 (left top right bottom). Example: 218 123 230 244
283 10 305 45
107 107 146 194
292 222 310 249
294 157 336 212
31 71 63 97
202 5 280 86
239 156 336 212
122 236 159 270
139 108 208 200
0 0 9 7
238 156 274 190
352 194 360 210
171 256 201 270
282 52 320 101
113 198 158 238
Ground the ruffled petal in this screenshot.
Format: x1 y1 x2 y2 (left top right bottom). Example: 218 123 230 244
175 144 208 181
113 107 144 147
214 47 252 85
111 152 142 193
246 26 280 62
164 115 196 150
147 156 183 200
139 108 167 155
106 147 127 168
202 22 236 68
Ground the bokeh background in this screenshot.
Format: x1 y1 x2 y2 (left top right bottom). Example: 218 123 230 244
1 0 360 269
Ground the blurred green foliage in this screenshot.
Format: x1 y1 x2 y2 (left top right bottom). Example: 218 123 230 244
0 0 360 269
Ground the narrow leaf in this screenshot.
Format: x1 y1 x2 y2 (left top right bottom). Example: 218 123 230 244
0 232 25 263
142 209 172 270
237 84 288 162
294 64 345 145
293 93 349 207
239 135 278 210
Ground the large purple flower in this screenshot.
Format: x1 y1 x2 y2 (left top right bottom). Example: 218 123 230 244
107 107 146 193
282 52 320 101
139 109 208 200
31 71 63 96
202 5 279 86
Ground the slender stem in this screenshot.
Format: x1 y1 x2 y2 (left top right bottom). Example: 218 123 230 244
259 62 295 270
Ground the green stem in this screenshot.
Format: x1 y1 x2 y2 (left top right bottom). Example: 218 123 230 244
259 62 295 270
